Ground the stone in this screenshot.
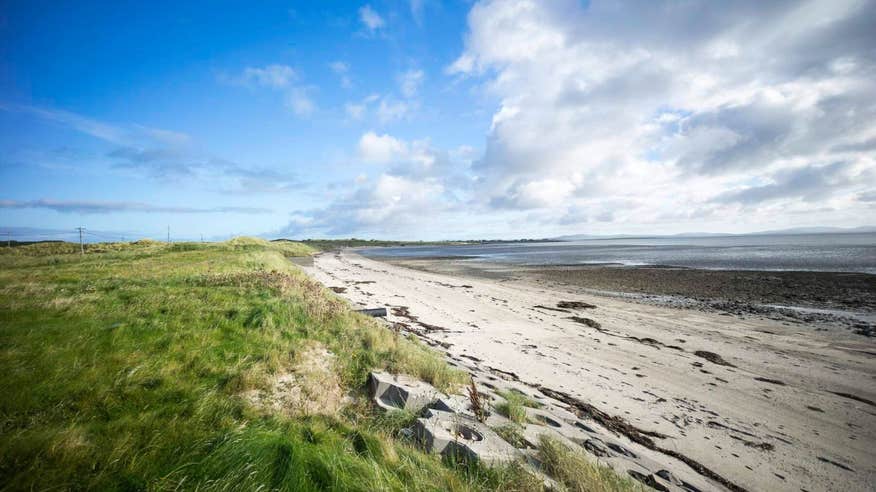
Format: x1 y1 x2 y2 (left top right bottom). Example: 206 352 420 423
413 409 521 466
369 371 441 412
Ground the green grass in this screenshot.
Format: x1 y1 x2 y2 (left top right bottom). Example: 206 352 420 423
538 436 644 492
0 238 514 491
492 424 527 448
494 389 541 425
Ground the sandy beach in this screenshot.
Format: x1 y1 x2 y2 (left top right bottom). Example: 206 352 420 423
303 250 876 492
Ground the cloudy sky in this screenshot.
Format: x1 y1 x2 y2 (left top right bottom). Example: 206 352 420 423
1 0 875 241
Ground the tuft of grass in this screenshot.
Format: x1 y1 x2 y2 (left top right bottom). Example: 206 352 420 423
493 424 527 448
496 389 542 409
494 389 541 425
495 400 528 425
538 436 644 492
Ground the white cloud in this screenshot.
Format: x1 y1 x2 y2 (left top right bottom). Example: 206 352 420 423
283 0 876 237
376 97 413 123
345 102 367 120
329 61 352 88
344 94 381 121
359 5 385 32
399 69 425 98
239 64 296 88
285 88 316 117
447 0 876 229
281 173 449 237
358 132 408 163
329 61 348 74
225 64 316 119
409 0 426 25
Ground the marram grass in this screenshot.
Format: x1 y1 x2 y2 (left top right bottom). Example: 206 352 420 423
0 238 637 491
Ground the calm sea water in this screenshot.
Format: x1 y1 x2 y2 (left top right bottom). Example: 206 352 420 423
360 233 876 274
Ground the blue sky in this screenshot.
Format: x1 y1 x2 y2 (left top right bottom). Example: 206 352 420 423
2 0 875 241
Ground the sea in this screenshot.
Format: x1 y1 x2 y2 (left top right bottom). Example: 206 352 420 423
359 233 876 274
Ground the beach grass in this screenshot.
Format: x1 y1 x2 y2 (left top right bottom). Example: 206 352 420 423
538 436 644 492
494 389 541 425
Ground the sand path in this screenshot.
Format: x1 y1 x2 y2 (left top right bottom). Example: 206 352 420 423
304 250 876 492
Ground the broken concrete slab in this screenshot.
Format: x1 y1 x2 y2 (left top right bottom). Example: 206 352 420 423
369 371 442 412
414 409 521 466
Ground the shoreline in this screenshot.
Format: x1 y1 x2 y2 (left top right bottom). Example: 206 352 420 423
304 249 876 492
370 256 876 336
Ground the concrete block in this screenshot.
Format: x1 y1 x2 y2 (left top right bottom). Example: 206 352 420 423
369 371 441 412
414 410 521 466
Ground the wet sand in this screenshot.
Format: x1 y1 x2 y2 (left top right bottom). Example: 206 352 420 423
304 250 876 492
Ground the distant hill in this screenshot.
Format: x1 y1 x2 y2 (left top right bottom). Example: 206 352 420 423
554 226 876 241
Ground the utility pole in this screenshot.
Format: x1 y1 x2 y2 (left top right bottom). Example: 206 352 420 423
167 225 170 243
4 231 10 248
200 234 204 243
76 227 85 254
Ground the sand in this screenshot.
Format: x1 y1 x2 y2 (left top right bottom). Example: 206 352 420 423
302 250 876 492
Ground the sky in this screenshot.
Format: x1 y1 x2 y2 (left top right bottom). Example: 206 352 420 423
1 0 875 242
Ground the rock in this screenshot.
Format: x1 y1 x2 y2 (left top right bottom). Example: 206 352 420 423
414 410 521 466
369 371 441 412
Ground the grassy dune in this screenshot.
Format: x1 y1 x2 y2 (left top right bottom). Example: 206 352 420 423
0 238 638 491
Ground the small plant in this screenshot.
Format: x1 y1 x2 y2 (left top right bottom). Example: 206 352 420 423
492 423 527 448
496 389 542 409
467 376 488 423
495 399 527 425
494 389 539 425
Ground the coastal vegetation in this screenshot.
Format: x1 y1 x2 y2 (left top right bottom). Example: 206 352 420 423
0 238 636 490
494 389 542 425
276 238 557 252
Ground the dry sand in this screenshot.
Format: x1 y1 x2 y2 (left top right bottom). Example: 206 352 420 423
302 250 876 492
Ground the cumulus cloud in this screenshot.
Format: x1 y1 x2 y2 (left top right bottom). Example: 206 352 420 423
280 0 876 237
443 0 876 229
279 174 449 236
359 5 385 32
280 131 472 237
358 132 408 163
0 199 271 215
715 161 867 204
